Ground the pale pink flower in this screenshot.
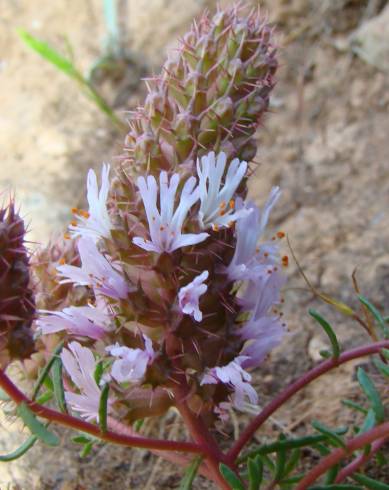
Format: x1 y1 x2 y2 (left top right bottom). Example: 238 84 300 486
227 188 281 280
201 356 258 409
61 341 109 422
106 335 155 384
57 237 131 300
133 172 208 253
178 271 208 322
69 164 112 241
37 305 111 340
197 151 249 229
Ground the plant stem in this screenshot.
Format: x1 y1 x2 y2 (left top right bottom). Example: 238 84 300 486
334 437 387 483
295 423 389 489
227 340 389 463
173 385 232 490
0 368 202 454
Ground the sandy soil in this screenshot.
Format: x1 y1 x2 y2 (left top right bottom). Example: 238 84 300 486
0 0 388 488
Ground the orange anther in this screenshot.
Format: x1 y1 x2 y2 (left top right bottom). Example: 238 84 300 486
212 224 219 232
264 252 269 258
71 207 79 215
70 220 77 227
219 209 226 216
229 199 235 209
59 258 66 265
282 255 289 267
160 226 165 231
277 231 285 239
64 232 70 240
79 210 90 219
219 201 226 209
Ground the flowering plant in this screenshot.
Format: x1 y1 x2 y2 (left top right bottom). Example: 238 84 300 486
1 5 388 489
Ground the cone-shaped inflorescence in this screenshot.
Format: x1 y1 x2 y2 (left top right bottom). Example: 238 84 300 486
123 5 278 177
0 200 35 369
34 6 286 426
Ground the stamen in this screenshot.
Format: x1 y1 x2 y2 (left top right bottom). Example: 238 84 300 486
229 199 235 209
59 258 66 265
79 210 90 219
282 255 289 267
212 224 219 232
276 231 285 239
64 232 70 240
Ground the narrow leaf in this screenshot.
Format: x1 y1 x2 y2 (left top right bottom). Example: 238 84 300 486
219 464 245 490
72 435 91 445
341 399 368 414
359 408 376 434
353 473 389 490
35 391 53 405
17 402 59 446
52 357 67 413
248 455 263 490
179 456 203 490
357 367 384 423
382 348 389 360
80 441 93 458
358 296 389 338
283 448 301 478
274 441 287 481
0 434 38 461
373 358 389 378
98 383 110 433
32 341 64 400
309 309 340 358
312 420 347 448
18 29 78 78
94 360 104 386
309 485 363 490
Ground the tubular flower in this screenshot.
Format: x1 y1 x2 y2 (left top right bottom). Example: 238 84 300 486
57 237 131 300
69 164 112 241
133 171 208 253
61 341 110 422
201 356 258 409
37 305 111 340
227 187 281 280
178 271 209 322
106 335 155 384
197 151 249 230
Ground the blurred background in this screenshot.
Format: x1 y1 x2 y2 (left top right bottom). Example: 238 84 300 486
1 0 388 488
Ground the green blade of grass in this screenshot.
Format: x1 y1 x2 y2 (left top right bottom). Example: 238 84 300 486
309 309 340 358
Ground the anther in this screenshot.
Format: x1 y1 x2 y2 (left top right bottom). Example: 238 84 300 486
276 231 285 239
282 255 289 267
229 199 235 209
64 232 70 240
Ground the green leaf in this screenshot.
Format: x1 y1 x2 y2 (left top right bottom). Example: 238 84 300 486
357 367 384 423
353 473 389 490
312 421 347 448
52 357 67 413
282 448 301 479
18 29 78 79
17 402 59 446
309 309 340 358
219 464 245 490
382 349 389 360
179 456 203 490
239 429 348 462
80 441 93 458
35 391 53 405
324 464 340 484
0 434 38 461
72 435 91 445
373 358 389 378
98 383 110 433
133 419 144 432
274 440 287 481
359 408 376 434
341 399 368 414
248 455 263 490
32 341 64 400
313 484 364 490
94 360 104 386
358 296 389 339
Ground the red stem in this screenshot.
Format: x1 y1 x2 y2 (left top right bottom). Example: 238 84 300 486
295 423 389 489
335 436 387 483
227 340 389 463
0 368 202 454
